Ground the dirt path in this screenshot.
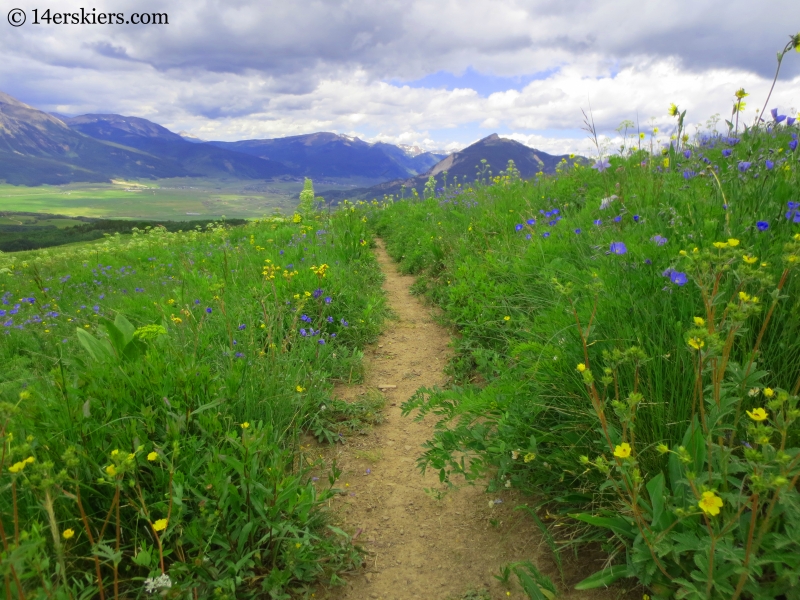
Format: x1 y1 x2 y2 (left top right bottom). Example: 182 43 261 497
317 241 635 600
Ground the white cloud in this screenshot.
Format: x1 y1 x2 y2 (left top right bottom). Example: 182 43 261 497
1 0 798 153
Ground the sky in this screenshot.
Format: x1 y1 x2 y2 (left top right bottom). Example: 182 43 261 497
1 0 799 155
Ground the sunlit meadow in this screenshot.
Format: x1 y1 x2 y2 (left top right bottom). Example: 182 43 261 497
369 58 800 598
0 191 386 599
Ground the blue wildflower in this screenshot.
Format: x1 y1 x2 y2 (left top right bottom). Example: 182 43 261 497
738 161 752 172
515 224 523 232
526 219 536 226
633 215 640 222
786 202 800 223
683 150 691 159
594 219 602 226
592 158 611 172
327 316 334 323
301 314 312 323
683 170 696 180
300 328 308 336
206 307 212 314
526 234 532 240
765 160 774 170
313 288 323 299
542 232 550 238
613 216 622 223
340 319 349 327
771 108 786 124
651 235 668 246
238 324 246 330
756 221 769 231
194 299 200 304
574 228 582 234
789 140 798 151
318 339 326 345
609 242 627 255
722 149 732 158
670 271 688 286
324 297 332 304
235 352 244 358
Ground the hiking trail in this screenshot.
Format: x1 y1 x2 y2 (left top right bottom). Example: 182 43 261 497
317 241 636 600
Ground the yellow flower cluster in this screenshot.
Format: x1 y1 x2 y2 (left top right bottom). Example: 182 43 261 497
262 262 282 280
310 264 329 277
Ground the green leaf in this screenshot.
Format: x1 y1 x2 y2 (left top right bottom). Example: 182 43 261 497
114 313 135 346
571 513 636 539
574 564 631 590
646 472 665 526
76 328 113 362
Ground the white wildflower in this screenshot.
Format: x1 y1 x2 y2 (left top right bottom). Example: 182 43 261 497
599 195 618 210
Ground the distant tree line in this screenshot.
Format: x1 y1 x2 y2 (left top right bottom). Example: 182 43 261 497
0 212 248 252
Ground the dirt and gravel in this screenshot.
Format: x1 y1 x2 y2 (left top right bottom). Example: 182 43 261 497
314 241 639 600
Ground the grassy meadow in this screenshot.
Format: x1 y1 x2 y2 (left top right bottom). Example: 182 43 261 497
0 203 386 598
368 112 800 598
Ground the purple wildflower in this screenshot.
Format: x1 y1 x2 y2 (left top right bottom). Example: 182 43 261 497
238 324 246 330
683 150 691 159
765 160 774 170
670 271 688 286
722 149 732 158
771 108 786 124
789 140 798 152
593 219 602 226
738 161 752 172
609 242 627 255
650 235 668 246
591 158 611 172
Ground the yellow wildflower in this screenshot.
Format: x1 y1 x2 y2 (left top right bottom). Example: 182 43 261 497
693 317 705 326
668 103 679 116
7 461 26 474
763 388 775 398
105 464 117 477
503 316 511 321
62 528 75 540
167 299 175 305
524 452 536 463
240 422 250 429
24 456 35 465
613 443 632 459
152 519 168 532
19 390 31 401
698 491 723 516
727 238 740 247
746 407 768 421
110 449 120 457
742 254 758 265
662 158 669 168
653 127 659 134
296 385 305 393
147 452 158 462
739 291 751 302
713 241 728 249
576 363 587 372
688 337 704 350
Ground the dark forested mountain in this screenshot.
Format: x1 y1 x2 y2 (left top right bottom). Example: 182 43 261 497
209 133 445 180
64 114 291 179
0 92 189 185
320 134 581 202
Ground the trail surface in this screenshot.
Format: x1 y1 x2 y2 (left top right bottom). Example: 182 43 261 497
319 241 635 600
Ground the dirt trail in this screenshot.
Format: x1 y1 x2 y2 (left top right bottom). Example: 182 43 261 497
319 241 634 600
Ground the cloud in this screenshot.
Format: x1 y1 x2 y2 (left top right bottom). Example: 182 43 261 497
1 0 798 152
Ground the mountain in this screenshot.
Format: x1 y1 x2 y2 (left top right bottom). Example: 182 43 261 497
65 114 290 179
320 134 581 202
209 133 445 180
0 92 190 185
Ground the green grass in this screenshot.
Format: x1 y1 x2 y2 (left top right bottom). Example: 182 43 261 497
0 208 382 597
367 121 800 597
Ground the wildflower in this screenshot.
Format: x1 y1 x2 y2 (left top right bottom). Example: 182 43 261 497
633 214 640 222
771 108 787 124
765 160 775 170
19 390 31 401
110 449 120 457
662 158 669 168
576 363 587 372
688 337 704 350
205 307 212 314
524 452 536 463
318 338 326 345
748 387 760 397
241 422 250 429
593 219 602 226
609 242 627 255
599 195 618 210
574 228 582 234
515 224 523 232
693 317 705 326
722 148 732 158
613 443 632 459
511 450 520 460
743 254 758 264
144 574 173 594
653 127 659 134
147 452 158 461
763 388 775 398
503 316 511 321
698 491 723 516
542 232 550 238
738 161 752 172
713 241 728 249
651 235 667 246
296 385 305 393
105 464 117 476
727 238 740 247
238 324 246 330
152 519 168 532
683 149 691 159
738 291 751 302
747 407 768 421
526 219 536 226
7 461 26 473
62 528 75 540
591 158 611 172
756 221 769 231
669 103 679 117
790 140 798 151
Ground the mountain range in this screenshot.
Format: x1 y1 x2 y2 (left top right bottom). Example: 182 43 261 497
0 90 578 194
